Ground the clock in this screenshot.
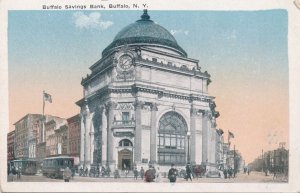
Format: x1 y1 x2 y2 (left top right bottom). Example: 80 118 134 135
119 55 133 70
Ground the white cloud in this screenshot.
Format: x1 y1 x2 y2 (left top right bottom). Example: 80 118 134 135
72 12 113 30
170 29 189 36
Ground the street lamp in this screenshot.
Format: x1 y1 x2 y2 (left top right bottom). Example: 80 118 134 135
187 131 191 164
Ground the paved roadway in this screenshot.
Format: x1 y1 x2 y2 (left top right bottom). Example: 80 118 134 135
9 171 287 183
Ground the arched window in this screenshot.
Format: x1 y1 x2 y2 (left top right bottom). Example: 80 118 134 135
119 139 133 147
158 111 187 165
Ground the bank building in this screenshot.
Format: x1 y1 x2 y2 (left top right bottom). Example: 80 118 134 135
76 10 220 172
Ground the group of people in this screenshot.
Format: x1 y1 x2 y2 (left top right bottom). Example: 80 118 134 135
127 163 202 183
222 168 236 179
243 166 251 175
7 165 22 181
61 163 209 182
79 165 111 177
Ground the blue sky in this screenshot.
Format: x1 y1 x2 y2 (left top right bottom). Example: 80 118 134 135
8 10 288 162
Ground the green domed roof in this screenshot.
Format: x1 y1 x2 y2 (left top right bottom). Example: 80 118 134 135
102 10 187 57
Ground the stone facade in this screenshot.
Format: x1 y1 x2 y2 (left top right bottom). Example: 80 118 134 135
77 11 219 172
45 118 67 156
35 115 62 161
14 114 43 159
7 130 15 163
67 114 81 165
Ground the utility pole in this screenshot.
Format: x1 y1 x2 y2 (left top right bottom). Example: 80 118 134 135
262 149 264 173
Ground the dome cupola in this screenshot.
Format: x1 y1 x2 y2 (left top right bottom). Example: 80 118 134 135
102 10 187 57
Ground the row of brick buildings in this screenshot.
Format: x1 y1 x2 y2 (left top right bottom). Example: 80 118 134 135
7 113 81 166
249 144 289 174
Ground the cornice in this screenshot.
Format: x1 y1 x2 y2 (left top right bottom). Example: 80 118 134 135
76 84 213 107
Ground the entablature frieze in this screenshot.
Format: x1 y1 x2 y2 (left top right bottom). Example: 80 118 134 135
77 84 213 108
135 58 211 80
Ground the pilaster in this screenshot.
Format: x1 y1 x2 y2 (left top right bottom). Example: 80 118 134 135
190 107 197 164
150 102 158 164
89 114 95 165
101 107 107 165
134 99 144 164
202 111 209 165
80 113 85 167
105 101 117 166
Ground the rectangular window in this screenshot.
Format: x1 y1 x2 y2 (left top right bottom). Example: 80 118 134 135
171 137 176 147
142 158 148 163
171 155 176 163
165 135 171 146
159 135 164 147
165 155 170 163
122 112 130 122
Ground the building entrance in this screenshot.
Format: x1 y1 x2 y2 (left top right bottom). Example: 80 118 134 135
118 149 133 170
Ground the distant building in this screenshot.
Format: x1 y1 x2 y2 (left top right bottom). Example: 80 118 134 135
215 129 224 170
249 145 289 175
7 130 15 163
67 114 81 166
36 115 65 162
45 118 67 156
222 143 230 169
14 114 43 159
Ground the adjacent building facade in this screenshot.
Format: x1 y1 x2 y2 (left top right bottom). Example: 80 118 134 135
67 114 81 165
45 118 67 156
14 114 43 159
7 130 15 163
77 10 220 172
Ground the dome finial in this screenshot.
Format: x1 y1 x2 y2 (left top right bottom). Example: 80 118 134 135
141 9 150 20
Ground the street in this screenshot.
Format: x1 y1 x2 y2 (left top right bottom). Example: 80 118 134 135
9 171 287 183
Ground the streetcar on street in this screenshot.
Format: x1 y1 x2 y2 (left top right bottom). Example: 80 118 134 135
10 159 38 175
42 156 74 179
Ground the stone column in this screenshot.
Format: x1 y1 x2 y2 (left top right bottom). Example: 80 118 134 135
202 111 209 165
150 103 158 164
89 114 95 165
190 106 197 164
209 118 217 170
105 101 116 167
101 108 107 165
134 100 143 164
85 113 91 167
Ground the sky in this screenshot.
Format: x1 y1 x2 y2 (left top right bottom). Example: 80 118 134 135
8 10 288 163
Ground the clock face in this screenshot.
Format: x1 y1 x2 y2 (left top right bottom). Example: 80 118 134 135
119 55 133 70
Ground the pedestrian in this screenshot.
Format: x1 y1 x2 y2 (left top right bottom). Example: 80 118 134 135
11 166 17 181
168 163 178 183
155 167 161 182
100 166 105 177
71 167 75 179
186 164 192 181
85 167 88 177
247 168 250 175
96 166 100 177
223 169 228 179
144 165 155 182
114 169 120 179
16 166 21 180
140 167 145 180
133 167 138 180
228 168 232 179
79 167 83 176
106 166 111 177
63 166 72 182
